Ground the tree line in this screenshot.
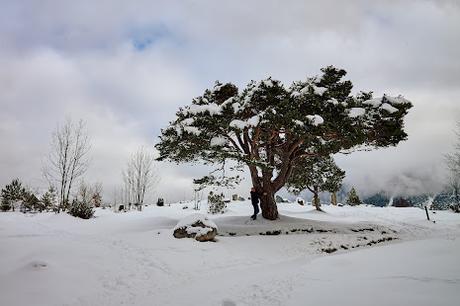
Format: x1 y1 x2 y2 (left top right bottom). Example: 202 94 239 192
1 118 159 218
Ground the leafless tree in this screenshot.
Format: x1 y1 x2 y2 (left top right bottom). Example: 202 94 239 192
446 121 460 211
76 180 102 207
91 182 103 207
77 180 92 204
43 119 91 212
122 148 159 209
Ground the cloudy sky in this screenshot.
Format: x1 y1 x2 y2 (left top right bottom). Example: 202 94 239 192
1 0 459 202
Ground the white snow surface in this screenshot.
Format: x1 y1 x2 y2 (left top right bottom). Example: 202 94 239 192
210 136 228 147
1 202 459 306
185 103 222 116
173 213 217 230
183 126 201 135
311 85 327 95
384 94 410 105
363 97 382 107
380 102 399 114
229 119 248 129
349 107 366 118
306 114 324 126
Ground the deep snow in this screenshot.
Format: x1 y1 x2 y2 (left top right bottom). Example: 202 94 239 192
0 201 459 306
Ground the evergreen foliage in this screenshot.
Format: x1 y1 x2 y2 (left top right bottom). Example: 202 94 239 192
364 193 390 207
346 187 362 206
287 156 345 210
1 179 26 211
207 191 226 214
22 192 44 212
41 186 58 211
68 199 95 219
156 66 412 220
432 192 456 210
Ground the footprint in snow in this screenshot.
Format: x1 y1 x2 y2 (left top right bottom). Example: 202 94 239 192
26 260 48 270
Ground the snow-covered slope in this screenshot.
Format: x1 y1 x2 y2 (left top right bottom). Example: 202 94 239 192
0 201 459 306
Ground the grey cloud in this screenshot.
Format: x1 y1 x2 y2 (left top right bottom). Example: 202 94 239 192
0 0 459 201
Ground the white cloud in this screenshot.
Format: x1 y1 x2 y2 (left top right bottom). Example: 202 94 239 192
1 0 459 200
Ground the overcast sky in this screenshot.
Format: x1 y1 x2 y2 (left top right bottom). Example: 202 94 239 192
1 0 459 202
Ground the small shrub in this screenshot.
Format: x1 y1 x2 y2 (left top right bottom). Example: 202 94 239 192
1 200 11 211
208 192 226 214
68 199 94 219
346 187 362 206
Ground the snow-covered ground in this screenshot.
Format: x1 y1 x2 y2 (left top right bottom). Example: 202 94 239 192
1 201 459 306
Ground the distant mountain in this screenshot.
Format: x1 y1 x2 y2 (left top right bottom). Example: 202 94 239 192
363 193 389 207
364 192 454 210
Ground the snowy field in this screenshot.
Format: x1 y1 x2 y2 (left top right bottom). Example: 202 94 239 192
1 201 459 306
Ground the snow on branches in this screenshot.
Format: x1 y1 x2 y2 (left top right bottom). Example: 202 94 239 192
157 66 412 167
156 66 412 219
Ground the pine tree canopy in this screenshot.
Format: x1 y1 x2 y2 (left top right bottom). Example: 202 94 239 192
155 66 412 219
1 178 26 203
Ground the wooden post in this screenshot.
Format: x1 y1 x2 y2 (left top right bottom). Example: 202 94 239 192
424 206 430 221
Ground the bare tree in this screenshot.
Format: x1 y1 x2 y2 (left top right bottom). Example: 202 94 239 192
77 180 92 204
122 148 159 209
445 121 460 212
76 180 102 207
43 119 91 212
91 182 103 207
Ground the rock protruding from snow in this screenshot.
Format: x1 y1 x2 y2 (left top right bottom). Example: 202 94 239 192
173 214 218 242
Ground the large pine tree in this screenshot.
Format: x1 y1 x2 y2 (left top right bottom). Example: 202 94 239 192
156 66 412 220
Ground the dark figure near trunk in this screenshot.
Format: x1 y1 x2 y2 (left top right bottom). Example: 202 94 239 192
250 187 260 220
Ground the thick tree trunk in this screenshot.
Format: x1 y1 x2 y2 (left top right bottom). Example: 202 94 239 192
259 187 278 220
248 165 280 220
331 192 337 206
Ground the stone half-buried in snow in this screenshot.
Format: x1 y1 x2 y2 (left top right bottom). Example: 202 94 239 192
173 213 218 242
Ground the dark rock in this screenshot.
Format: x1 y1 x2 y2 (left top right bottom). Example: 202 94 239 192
322 247 337 254
173 218 217 242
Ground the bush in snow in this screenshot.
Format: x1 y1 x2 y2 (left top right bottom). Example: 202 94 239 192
173 214 218 242
21 192 43 212
207 191 226 214
68 199 94 219
392 197 412 207
0 200 11 212
41 186 58 211
346 187 362 206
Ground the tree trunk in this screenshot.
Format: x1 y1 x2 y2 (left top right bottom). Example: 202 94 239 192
259 188 278 220
248 166 279 220
313 186 321 211
331 192 337 206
